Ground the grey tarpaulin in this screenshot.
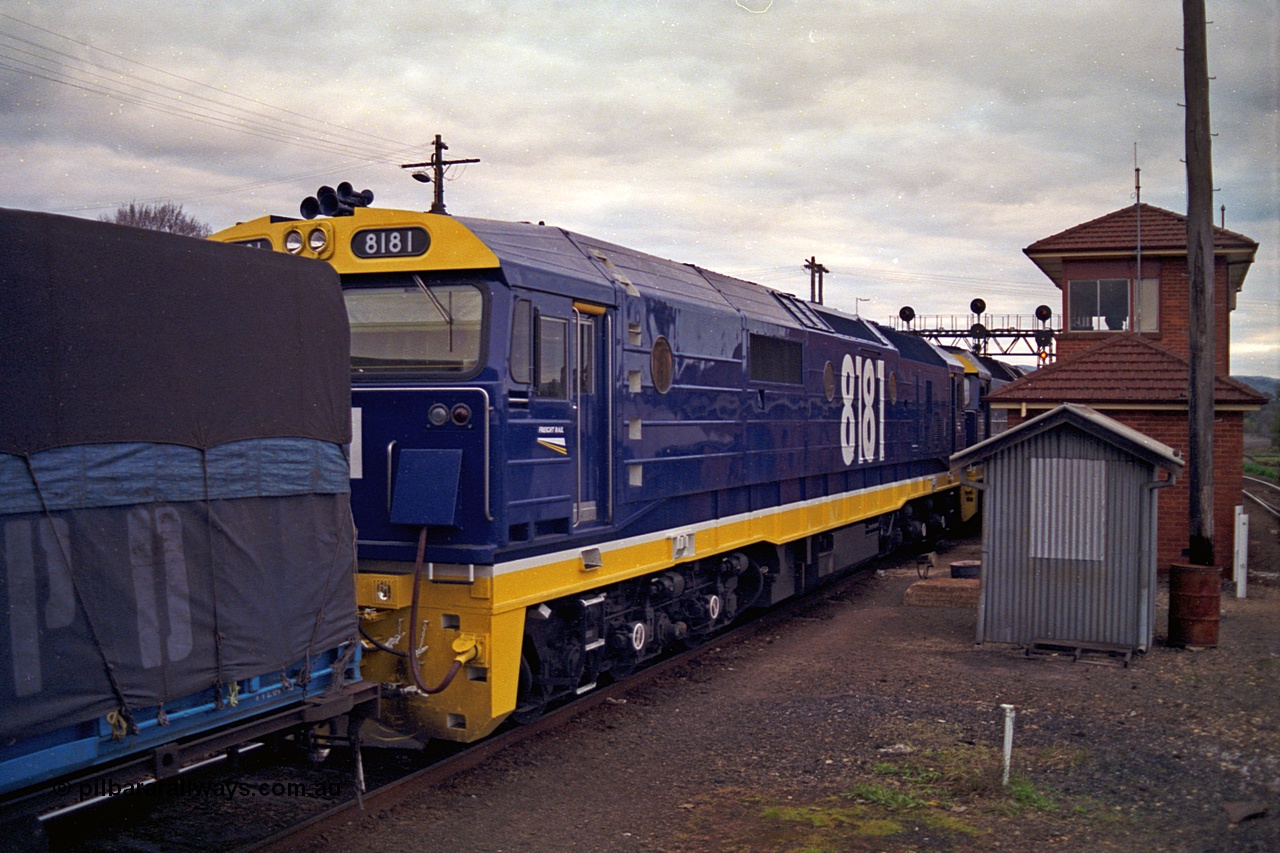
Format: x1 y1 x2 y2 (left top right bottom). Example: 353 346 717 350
0 209 357 741
0 207 350 455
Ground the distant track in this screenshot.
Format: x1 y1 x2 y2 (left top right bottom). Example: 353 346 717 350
1243 477 1279 519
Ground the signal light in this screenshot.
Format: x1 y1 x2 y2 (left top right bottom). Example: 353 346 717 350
969 322 989 339
1035 304 1053 324
1033 328 1054 348
899 306 916 324
970 298 986 315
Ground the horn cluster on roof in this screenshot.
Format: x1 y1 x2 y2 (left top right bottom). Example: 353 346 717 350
300 182 374 219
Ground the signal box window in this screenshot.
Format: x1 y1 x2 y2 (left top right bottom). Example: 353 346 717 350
346 282 483 374
1068 278 1159 333
537 316 568 398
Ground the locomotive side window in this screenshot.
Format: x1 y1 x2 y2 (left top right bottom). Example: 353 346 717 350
511 298 533 384
576 316 596 395
537 316 568 398
346 282 483 375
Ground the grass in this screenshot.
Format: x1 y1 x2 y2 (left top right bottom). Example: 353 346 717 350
1244 459 1279 480
679 724 1158 851
771 740 1061 848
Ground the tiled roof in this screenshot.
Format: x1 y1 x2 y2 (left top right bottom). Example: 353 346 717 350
986 333 1267 406
1025 203 1257 254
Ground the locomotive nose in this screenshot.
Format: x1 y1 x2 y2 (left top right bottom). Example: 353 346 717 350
348 387 492 563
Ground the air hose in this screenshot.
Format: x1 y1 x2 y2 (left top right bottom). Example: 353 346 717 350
405 527 479 695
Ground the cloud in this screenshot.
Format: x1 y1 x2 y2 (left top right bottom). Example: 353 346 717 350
2 1 1276 374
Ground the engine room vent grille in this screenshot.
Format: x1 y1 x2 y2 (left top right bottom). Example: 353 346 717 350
748 334 803 385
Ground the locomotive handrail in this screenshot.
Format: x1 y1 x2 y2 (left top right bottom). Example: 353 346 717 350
573 305 583 527
386 439 398 512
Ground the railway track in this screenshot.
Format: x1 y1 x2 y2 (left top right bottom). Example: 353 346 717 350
1243 474 1279 520
39 548 909 852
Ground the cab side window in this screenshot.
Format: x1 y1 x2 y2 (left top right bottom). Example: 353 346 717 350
511 299 532 384
537 315 568 398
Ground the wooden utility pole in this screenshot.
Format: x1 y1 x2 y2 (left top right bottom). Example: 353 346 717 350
804 257 829 304
401 135 481 215
1184 0 1216 566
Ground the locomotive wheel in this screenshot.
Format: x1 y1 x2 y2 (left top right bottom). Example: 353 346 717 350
511 650 547 725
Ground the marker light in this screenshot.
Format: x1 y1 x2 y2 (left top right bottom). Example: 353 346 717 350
451 404 472 426
428 404 449 427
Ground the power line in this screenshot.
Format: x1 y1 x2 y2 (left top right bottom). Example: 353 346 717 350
0 13 415 155
0 10 448 209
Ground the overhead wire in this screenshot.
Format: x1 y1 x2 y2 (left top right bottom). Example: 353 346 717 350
0 13 417 155
0 34 409 161
722 263 1051 298
0 12 436 208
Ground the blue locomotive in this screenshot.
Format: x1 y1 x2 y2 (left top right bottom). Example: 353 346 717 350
0 210 377 828
212 187 982 743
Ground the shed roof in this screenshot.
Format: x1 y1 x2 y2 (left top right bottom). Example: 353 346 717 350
1023 203 1257 293
951 403 1185 474
985 333 1267 409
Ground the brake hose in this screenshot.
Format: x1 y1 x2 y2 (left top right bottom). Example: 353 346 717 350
405 527 479 694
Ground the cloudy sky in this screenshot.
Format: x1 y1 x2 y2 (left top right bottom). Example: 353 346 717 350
3 1 1277 375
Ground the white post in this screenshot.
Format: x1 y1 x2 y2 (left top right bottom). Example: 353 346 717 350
1234 506 1248 599
1000 704 1016 787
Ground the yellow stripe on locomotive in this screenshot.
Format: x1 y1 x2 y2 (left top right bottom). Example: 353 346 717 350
354 474 958 742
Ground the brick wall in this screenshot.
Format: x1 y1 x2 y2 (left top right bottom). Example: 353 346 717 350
1005 408 1245 577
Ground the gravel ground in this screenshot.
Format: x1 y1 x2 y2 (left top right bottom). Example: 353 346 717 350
302 502 1280 853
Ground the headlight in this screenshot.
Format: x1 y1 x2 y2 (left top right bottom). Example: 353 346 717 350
284 230 303 254
428 404 449 427
308 227 328 253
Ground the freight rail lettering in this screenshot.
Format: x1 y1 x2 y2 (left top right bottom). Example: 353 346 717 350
59 777 344 803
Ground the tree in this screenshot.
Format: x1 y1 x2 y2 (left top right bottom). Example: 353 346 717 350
100 202 212 238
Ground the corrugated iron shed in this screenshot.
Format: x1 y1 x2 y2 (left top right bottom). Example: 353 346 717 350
951 404 1184 652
